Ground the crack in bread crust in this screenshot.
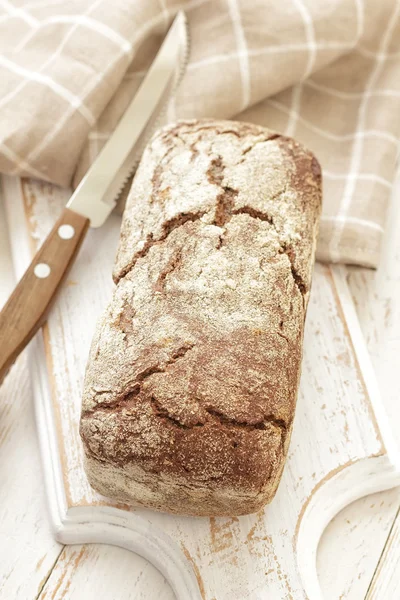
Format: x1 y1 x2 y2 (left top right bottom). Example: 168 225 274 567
279 242 308 306
82 344 195 416
116 212 206 282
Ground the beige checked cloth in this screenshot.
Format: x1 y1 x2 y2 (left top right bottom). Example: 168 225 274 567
1 0 400 267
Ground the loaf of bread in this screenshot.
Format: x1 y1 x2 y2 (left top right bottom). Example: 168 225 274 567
80 119 322 516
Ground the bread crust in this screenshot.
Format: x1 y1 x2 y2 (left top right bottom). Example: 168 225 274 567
80 119 322 516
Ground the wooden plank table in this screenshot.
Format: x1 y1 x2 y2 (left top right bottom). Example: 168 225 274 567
0 172 399 599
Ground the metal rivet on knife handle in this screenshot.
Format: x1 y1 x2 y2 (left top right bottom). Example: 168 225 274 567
0 208 90 384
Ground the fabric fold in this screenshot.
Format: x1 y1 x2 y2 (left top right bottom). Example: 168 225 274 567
0 0 399 267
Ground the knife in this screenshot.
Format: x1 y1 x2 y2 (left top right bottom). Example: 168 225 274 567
0 11 189 384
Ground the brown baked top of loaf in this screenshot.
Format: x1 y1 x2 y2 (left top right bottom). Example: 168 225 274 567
80 119 322 516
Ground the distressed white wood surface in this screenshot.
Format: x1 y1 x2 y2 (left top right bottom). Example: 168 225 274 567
0 194 63 600
38 545 175 600
318 488 400 600
347 175 400 448
3 176 400 600
346 174 400 599
0 185 175 600
317 172 400 600
367 512 400 599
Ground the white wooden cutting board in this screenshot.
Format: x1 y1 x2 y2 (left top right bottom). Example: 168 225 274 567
3 176 400 600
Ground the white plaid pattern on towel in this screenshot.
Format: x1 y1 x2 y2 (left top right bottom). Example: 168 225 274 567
1 0 400 267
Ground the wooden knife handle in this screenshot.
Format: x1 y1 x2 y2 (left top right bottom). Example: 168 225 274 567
0 208 90 384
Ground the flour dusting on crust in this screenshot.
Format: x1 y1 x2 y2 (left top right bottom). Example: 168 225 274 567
80 119 322 516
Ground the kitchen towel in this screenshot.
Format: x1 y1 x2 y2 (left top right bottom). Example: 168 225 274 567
1 0 399 267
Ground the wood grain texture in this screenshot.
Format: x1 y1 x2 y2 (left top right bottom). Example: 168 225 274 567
367 507 400 600
347 174 400 600
0 207 89 383
318 487 400 600
0 180 180 600
0 192 63 600
4 175 400 600
37 545 175 600
347 176 400 448
316 172 400 600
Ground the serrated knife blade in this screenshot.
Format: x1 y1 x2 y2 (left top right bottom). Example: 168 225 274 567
0 11 189 384
68 10 188 227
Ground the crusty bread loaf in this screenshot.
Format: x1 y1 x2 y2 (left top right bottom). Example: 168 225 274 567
80 119 322 516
